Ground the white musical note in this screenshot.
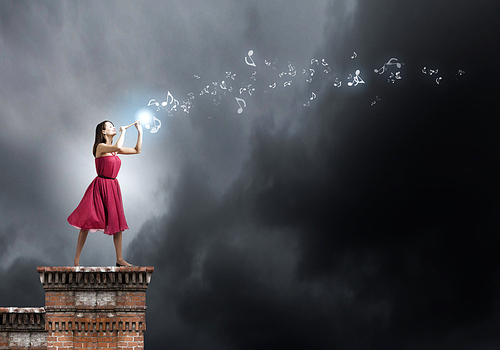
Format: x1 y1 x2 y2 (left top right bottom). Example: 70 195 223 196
351 52 358 59
310 92 317 100
235 97 246 114
245 50 256 67
264 58 278 67
387 71 402 83
165 91 174 106
422 67 438 76
303 101 311 107
310 58 319 65
370 96 381 106
250 71 257 81
269 83 276 89
193 75 201 79
226 71 236 80
334 78 341 88
145 115 161 133
283 81 292 87
374 58 403 74
436 77 443 84
147 99 160 108
347 70 365 87
455 69 465 80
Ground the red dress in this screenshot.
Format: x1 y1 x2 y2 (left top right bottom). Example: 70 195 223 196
68 153 129 235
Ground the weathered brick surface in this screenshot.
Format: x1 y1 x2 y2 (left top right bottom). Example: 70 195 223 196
0 266 153 350
0 308 47 349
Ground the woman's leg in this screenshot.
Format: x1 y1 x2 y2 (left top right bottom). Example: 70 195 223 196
74 230 89 266
113 231 132 266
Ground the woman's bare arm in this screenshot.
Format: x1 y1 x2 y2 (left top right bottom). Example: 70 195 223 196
96 127 128 157
118 122 143 155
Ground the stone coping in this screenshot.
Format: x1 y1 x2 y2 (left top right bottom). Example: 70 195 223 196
0 307 45 313
36 266 154 273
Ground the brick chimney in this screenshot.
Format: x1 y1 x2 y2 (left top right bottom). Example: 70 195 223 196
37 266 154 350
0 307 46 349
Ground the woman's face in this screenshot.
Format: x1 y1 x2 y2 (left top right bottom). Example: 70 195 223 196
103 122 116 136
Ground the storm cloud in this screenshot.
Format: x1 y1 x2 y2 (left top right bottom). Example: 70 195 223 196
1 0 500 349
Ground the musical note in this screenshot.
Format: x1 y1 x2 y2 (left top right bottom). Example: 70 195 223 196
165 91 174 105
303 92 317 107
351 52 357 59
370 96 381 106
226 71 236 80
455 69 465 81
333 77 342 88
422 67 439 76
199 85 210 96
250 71 257 81
436 77 443 84
374 58 403 74
193 75 201 80
239 84 255 96
269 83 277 89
321 59 331 73
245 50 256 67
144 115 161 133
235 97 246 114
387 71 402 83
283 80 292 87
264 58 278 67
304 68 315 83
310 58 319 65
347 70 365 87
147 99 160 107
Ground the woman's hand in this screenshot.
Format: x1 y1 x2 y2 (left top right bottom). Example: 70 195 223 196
135 120 143 133
119 126 126 133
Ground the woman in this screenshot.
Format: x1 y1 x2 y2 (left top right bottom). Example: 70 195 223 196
68 120 143 267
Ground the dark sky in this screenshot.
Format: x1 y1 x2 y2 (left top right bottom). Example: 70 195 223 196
1 0 500 349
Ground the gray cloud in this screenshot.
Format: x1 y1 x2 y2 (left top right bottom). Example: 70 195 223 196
1 0 499 349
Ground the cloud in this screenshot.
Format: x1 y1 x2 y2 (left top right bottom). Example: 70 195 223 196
1 0 500 349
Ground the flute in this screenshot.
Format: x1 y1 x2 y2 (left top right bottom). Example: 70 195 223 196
124 121 139 129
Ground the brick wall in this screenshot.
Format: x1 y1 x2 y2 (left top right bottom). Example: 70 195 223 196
0 266 153 350
0 307 46 349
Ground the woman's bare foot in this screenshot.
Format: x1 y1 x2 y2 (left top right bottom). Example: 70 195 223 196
74 258 80 267
116 259 133 267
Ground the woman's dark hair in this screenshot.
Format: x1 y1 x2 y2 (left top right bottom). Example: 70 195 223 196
92 120 113 157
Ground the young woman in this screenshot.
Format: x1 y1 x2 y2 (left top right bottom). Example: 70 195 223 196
68 120 143 267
